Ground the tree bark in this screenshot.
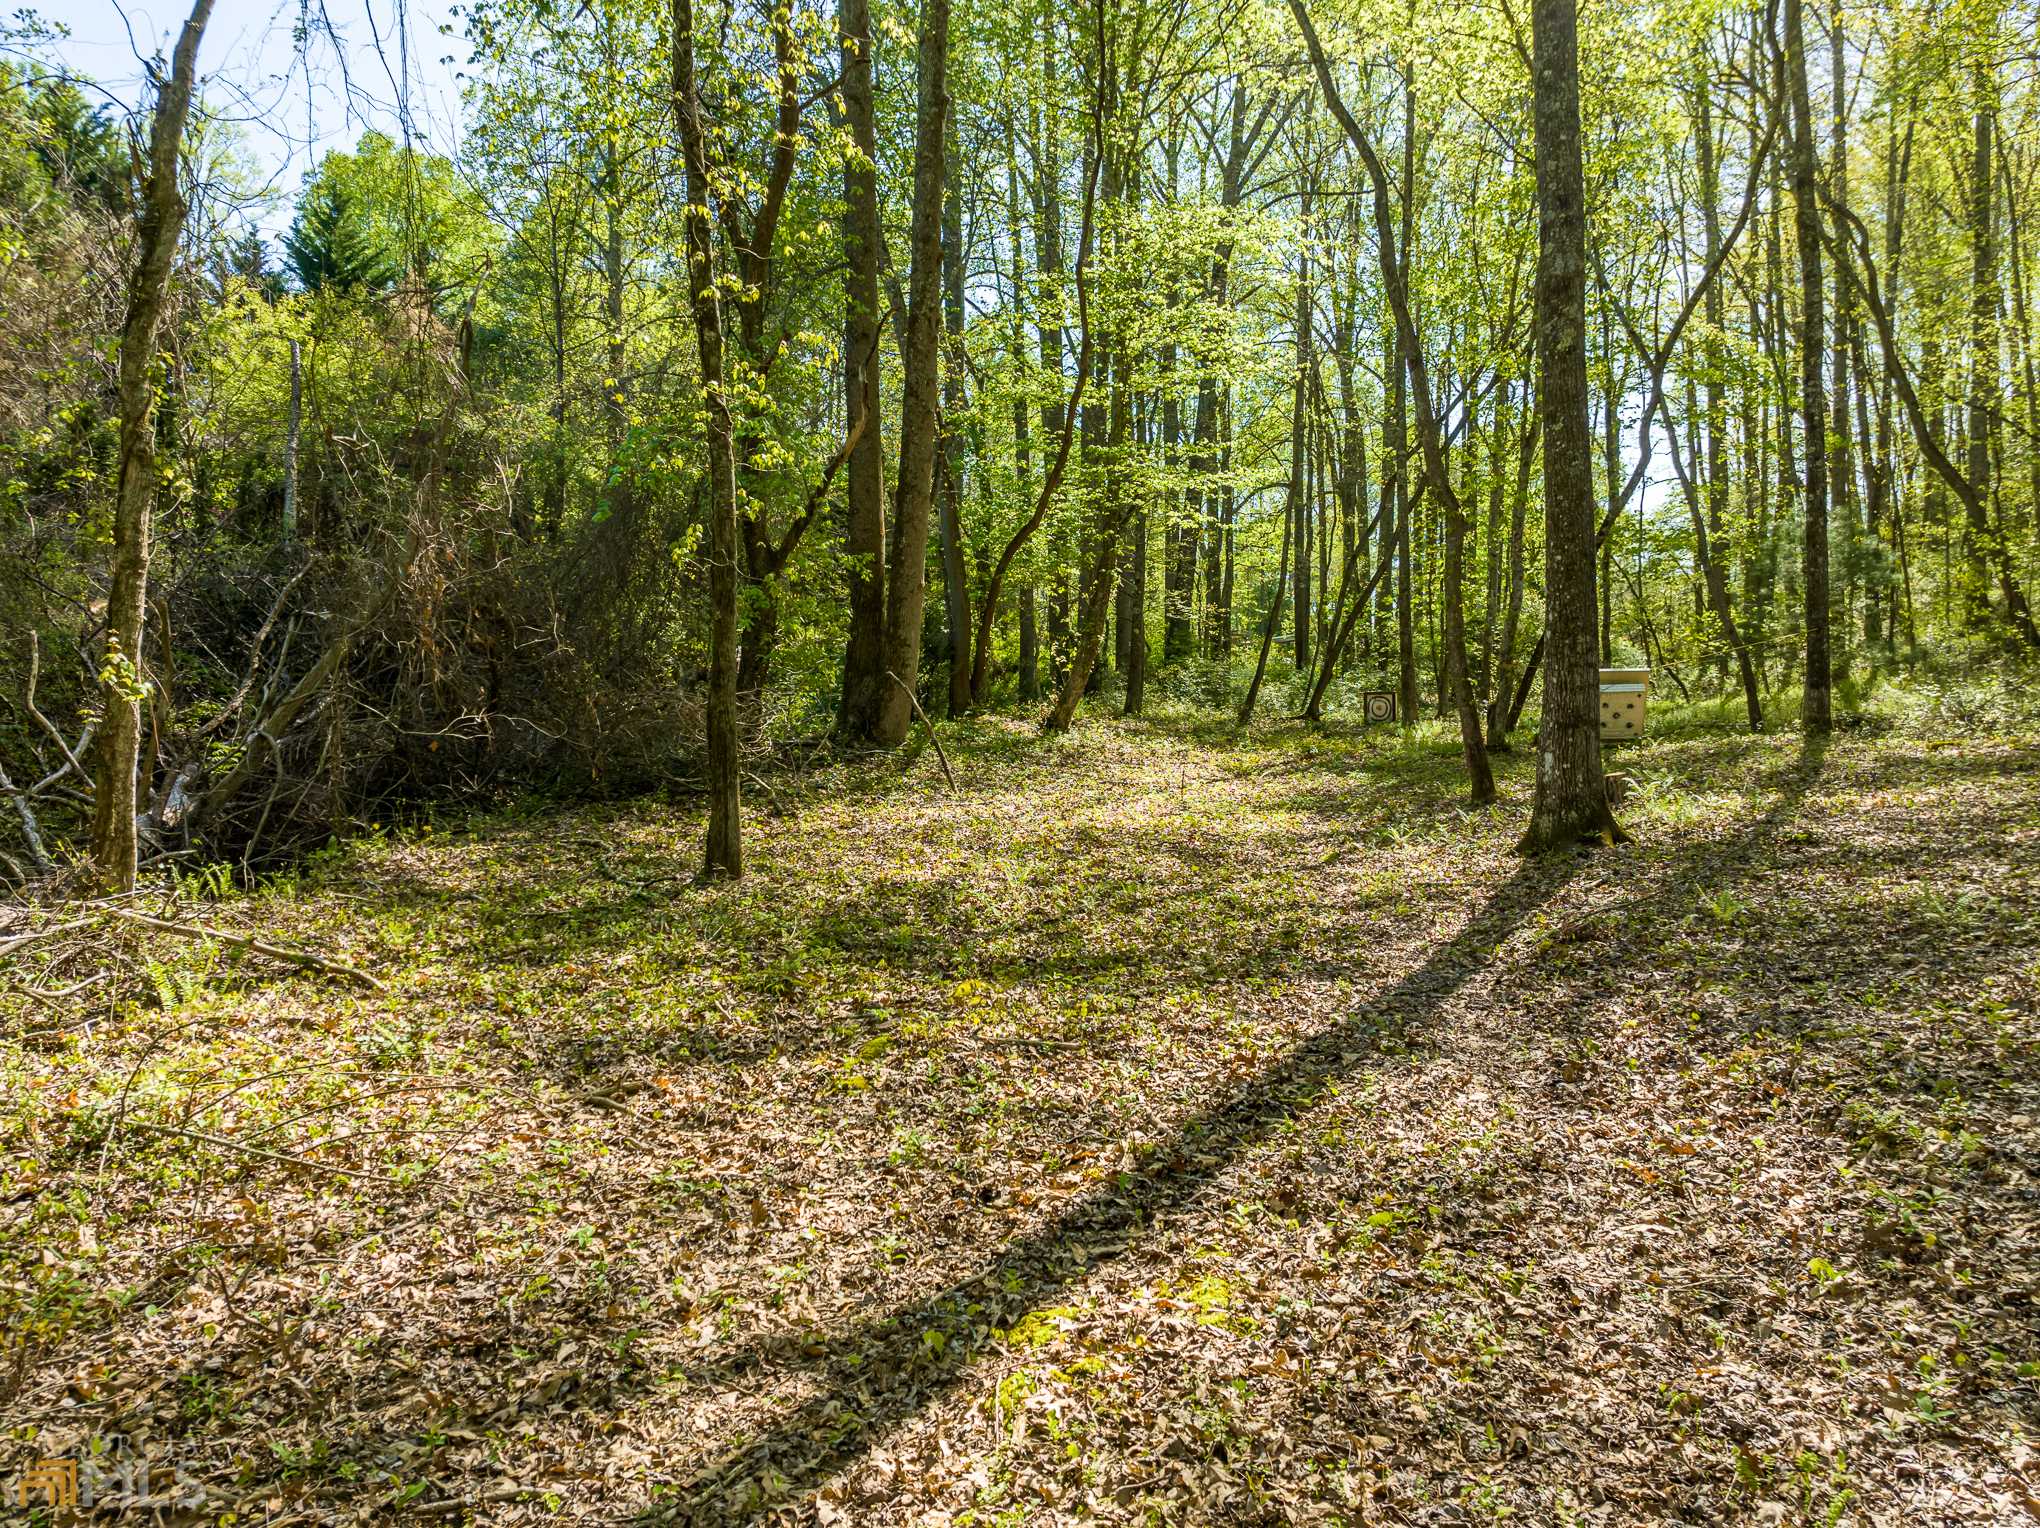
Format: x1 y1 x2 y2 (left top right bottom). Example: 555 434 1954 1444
836 0 888 741
1829 0 1856 668
1781 0 1831 730
671 0 742 877
940 114 972 716
875 0 952 746
1292 14 1492 805
1390 321 1416 723
282 339 301 541
1518 0 1620 848
1487 407 1537 749
1289 179 1313 674
89 0 217 894
1696 65 1762 729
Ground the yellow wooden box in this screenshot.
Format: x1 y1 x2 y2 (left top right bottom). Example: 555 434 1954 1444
1599 668 1649 740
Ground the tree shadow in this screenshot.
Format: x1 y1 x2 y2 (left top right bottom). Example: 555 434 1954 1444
634 732 1838 1523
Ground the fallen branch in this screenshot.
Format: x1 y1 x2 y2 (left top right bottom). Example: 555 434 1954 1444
888 671 958 794
0 758 53 874
9 971 106 1002
980 1035 1081 1052
123 1120 399 1182
0 920 92 960
91 905 387 991
22 632 88 783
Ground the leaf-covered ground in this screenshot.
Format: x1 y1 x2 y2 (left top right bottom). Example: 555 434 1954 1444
4 711 2038 1524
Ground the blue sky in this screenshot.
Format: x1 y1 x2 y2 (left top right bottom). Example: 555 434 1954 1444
31 0 464 228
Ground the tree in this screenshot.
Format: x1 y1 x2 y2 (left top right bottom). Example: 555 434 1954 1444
1517 0 1621 850
1292 2 1495 807
1779 0 1830 731
670 0 743 879
285 177 397 295
836 0 888 742
843 0 951 748
87 0 217 895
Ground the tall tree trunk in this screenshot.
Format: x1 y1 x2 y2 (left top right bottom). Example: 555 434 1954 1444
940 118 972 717
2002 152 2040 627
282 339 302 541
1237 484 1295 726
1217 389 1236 657
1598 298 1620 660
1390 323 1416 722
876 0 952 746
1781 0 1831 730
1962 66 1999 628
1480 377 1506 704
1696 66 1763 729
1124 502 1148 713
1829 0 1856 670
1487 404 1537 749
671 0 742 877
836 0 887 741
1292 21 1491 803
1007 152 1040 704
1876 117 1914 652
89 0 217 894
1197 375 1223 654
1290 180 1313 673
1517 0 1620 848
1162 332 1194 662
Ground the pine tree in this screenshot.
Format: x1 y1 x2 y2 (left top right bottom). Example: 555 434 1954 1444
285 179 394 295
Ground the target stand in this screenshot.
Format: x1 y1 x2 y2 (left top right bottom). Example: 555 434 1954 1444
1599 669 1650 741
1362 691 1398 725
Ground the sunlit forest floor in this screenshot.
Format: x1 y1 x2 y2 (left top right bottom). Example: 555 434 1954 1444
4 702 2038 1524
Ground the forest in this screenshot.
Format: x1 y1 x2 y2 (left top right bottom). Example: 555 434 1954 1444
0 0 2036 1518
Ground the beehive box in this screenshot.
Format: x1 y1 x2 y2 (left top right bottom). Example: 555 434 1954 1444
1599 668 1649 740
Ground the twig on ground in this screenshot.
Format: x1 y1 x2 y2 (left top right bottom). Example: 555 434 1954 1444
0 920 92 960
888 671 958 793
9 971 106 1002
980 1035 1082 1052
89 904 387 991
123 1120 401 1182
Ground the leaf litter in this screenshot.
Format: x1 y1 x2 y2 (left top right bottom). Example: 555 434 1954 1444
1 715 2035 1524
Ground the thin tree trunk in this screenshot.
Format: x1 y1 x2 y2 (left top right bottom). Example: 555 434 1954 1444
1292 18 1492 804
89 0 217 894
1390 324 1416 722
1290 179 1313 674
1238 490 1295 727
1829 0 1856 670
876 0 952 746
1124 502 1148 714
671 0 742 877
940 118 972 717
1781 0 1831 730
1697 65 1761 729
836 0 887 741
1480 377 1506 704
1487 407 1538 749
282 339 301 541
